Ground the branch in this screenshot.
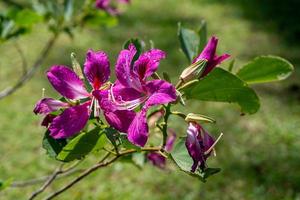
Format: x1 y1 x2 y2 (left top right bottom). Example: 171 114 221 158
44 147 161 200
14 42 28 75
28 164 64 200
0 34 59 100
12 161 83 188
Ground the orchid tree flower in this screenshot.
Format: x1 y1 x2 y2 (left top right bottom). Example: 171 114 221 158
180 36 230 84
147 130 177 169
185 122 216 172
95 0 130 16
34 50 135 139
95 44 177 147
193 36 230 77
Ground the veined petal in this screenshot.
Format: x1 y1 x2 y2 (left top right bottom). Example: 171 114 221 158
33 98 68 115
127 110 148 147
115 44 137 87
47 66 89 100
145 80 177 108
49 103 90 139
104 110 136 133
133 49 166 80
84 50 110 89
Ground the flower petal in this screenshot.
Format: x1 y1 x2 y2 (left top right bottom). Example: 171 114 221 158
185 123 202 172
33 98 69 115
49 103 90 139
47 66 89 100
145 80 177 108
201 54 230 77
41 114 56 127
104 110 136 133
133 49 166 80
193 36 218 63
115 44 137 88
127 110 148 147
84 50 110 89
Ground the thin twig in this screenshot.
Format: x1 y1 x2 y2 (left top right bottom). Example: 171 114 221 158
28 164 64 200
14 42 28 75
0 34 59 100
44 147 160 200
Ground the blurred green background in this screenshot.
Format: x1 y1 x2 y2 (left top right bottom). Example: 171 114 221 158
1 0 300 199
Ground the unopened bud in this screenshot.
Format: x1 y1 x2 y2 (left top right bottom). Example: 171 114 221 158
71 52 84 80
185 113 216 124
179 59 207 83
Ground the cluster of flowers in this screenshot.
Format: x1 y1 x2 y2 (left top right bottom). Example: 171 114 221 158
34 36 229 172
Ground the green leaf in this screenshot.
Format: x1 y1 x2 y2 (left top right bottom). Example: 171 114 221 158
236 55 294 84
182 68 260 114
57 127 106 162
171 137 194 173
178 23 199 63
84 12 118 27
14 9 42 26
200 168 221 179
42 130 67 159
197 20 207 53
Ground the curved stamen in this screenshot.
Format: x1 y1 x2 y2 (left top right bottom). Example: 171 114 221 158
109 84 148 110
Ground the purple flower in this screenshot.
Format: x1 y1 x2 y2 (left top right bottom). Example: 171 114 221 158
103 44 177 147
95 0 130 16
34 50 135 139
185 122 215 172
193 36 230 77
147 130 177 169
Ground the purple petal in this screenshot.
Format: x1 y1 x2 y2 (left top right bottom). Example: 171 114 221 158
203 129 215 153
93 90 114 112
84 50 110 89
115 44 137 87
145 80 177 108
193 36 218 63
147 153 166 169
127 110 148 147
133 49 166 80
49 103 90 139
185 123 202 172
112 82 143 101
104 110 136 133
201 54 230 77
33 98 69 115
165 129 176 152
47 66 89 100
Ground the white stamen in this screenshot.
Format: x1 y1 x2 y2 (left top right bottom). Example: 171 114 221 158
204 132 223 155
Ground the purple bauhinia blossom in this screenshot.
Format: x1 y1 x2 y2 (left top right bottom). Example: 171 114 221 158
193 36 230 77
95 0 130 15
96 44 177 147
34 50 135 139
147 130 177 169
185 122 216 172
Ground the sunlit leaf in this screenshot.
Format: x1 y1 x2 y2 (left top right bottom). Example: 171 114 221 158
182 68 260 114
56 127 106 162
236 55 294 84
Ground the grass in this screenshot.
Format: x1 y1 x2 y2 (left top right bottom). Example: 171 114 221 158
0 0 300 199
